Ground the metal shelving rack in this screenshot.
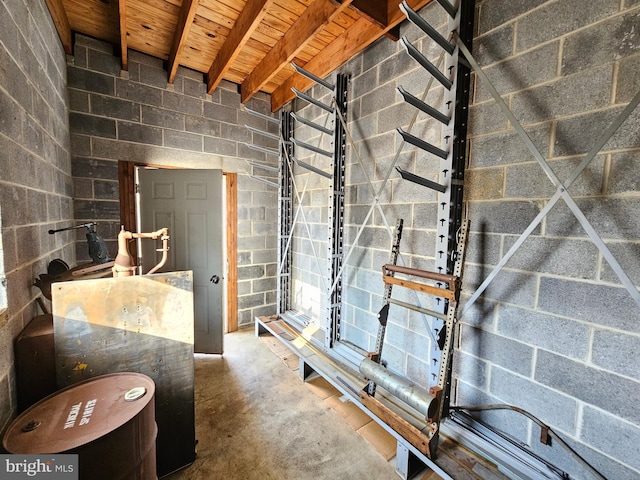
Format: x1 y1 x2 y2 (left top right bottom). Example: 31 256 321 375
243 107 294 314
381 0 474 406
279 67 349 350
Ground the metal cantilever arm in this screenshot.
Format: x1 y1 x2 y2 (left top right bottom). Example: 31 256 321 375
293 158 332 179
291 112 334 135
246 125 279 141
397 128 449 159
249 175 278 188
244 106 279 124
291 87 334 113
400 0 455 55
291 138 332 158
246 160 278 172
396 167 447 193
401 37 453 90
398 86 450 125
245 142 279 156
291 62 335 91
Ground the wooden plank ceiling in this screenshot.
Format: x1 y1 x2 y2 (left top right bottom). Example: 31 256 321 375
45 0 432 111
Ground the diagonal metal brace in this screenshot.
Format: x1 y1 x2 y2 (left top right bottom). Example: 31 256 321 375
455 34 640 314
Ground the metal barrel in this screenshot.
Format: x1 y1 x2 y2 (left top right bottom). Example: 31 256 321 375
3 372 157 480
359 358 438 419
14 314 56 412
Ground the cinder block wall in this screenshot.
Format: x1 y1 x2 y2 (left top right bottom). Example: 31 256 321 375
458 1 640 478
289 1 640 478
0 0 74 431
0 210 5 310
289 93 333 324
289 5 451 382
67 34 278 327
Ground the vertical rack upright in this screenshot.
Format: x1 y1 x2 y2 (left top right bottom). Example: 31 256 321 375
278 110 294 315
396 0 474 406
327 74 349 348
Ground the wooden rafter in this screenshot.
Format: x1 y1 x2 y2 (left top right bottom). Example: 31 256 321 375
118 0 128 71
270 16 378 111
240 0 352 104
168 0 201 84
350 0 388 28
207 0 276 94
269 0 433 112
49 0 437 110
43 0 73 55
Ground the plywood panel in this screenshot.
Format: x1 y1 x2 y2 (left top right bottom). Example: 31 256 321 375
274 0 308 17
63 0 119 44
196 0 240 28
126 0 181 58
132 0 181 17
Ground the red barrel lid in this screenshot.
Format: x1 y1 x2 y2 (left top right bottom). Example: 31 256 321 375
3 372 155 454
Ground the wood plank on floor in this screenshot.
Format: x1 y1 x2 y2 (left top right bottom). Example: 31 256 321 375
258 319 512 480
259 333 299 370
259 333 397 462
357 421 397 461
305 376 336 400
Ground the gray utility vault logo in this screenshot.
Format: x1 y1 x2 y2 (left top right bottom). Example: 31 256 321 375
0 455 78 479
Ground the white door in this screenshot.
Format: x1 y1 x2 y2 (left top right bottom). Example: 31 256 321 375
137 168 224 354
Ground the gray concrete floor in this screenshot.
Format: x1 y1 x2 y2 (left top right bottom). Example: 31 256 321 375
165 327 399 480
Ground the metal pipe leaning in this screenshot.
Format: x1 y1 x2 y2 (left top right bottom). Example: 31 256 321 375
359 358 439 420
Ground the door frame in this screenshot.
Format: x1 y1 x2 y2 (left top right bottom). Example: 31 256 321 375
119 161 239 332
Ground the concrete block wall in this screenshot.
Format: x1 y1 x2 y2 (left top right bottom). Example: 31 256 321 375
288 1 640 478
289 5 450 385
237 178 279 325
458 1 640 478
0 0 73 431
67 34 278 327
0 209 5 311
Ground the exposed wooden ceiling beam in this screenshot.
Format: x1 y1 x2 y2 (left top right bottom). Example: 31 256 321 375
43 0 72 55
168 0 200 83
351 0 403 41
118 0 128 71
240 0 352 104
350 0 388 28
270 17 379 112
207 0 276 94
270 0 433 112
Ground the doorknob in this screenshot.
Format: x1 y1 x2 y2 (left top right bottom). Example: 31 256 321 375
210 275 220 284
